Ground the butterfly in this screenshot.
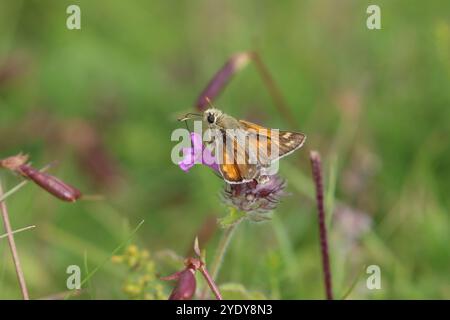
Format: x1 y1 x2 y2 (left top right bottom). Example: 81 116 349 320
180 108 306 184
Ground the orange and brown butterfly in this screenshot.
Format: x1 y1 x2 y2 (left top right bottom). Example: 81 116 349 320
179 107 306 184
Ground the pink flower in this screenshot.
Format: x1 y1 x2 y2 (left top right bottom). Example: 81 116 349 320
178 132 219 172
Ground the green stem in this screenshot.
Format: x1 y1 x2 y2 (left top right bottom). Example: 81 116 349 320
0 225 35 239
200 219 241 299
0 180 28 203
210 222 239 280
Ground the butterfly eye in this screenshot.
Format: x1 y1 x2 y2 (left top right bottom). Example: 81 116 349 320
207 113 215 124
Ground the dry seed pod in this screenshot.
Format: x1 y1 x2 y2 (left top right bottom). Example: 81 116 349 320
0 153 82 202
17 164 82 202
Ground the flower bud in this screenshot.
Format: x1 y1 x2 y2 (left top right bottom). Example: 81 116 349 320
17 164 82 202
164 268 197 300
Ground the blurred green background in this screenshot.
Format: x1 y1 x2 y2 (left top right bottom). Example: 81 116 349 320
0 0 449 299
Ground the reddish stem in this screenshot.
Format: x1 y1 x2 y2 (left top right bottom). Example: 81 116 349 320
251 52 298 128
310 151 333 300
199 266 222 300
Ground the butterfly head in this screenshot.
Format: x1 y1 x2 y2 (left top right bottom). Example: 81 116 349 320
204 108 223 127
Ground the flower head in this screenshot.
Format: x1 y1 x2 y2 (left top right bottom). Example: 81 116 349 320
222 174 288 217
112 244 165 300
334 204 371 243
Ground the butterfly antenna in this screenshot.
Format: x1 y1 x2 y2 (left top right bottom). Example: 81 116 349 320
178 112 202 122
183 120 194 149
184 119 191 132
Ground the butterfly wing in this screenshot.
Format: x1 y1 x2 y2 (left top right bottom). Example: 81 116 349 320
216 129 258 184
239 120 306 164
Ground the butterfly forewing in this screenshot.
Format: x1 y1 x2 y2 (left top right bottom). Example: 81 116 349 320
202 111 305 184
217 129 258 183
276 130 306 158
239 120 306 163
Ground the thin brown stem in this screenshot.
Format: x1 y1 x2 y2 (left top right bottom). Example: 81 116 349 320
250 51 298 128
199 266 222 300
0 180 30 300
195 51 297 129
309 151 333 300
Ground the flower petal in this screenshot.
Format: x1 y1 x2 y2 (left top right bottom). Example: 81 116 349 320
179 148 195 172
190 132 204 152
